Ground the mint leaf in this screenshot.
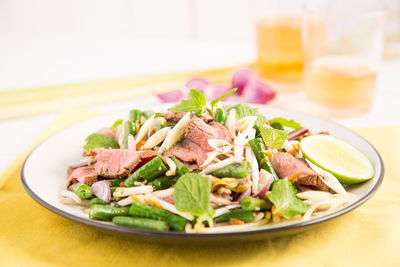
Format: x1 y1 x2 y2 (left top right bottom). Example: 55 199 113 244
210 88 237 112
111 119 123 131
270 117 302 130
268 178 309 219
174 173 215 224
83 133 119 152
169 89 206 116
231 104 267 129
259 125 288 149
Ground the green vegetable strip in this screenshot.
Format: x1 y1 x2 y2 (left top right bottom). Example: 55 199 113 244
125 157 167 187
129 109 141 135
147 176 179 191
129 201 186 231
248 138 279 181
241 196 272 211
122 121 134 149
211 162 251 178
214 108 227 125
90 198 107 207
68 183 92 199
170 157 189 177
214 210 253 223
89 205 130 221
112 216 169 231
107 178 124 187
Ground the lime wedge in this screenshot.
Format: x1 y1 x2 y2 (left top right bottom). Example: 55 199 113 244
300 134 374 184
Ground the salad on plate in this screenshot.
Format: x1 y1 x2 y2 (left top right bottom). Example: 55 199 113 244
60 89 374 233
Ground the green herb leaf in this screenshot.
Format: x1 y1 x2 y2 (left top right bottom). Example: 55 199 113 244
231 104 267 129
111 119 123 131
168 89 206 116
269 117 302 130
174 173 215 224
259 125 288 149
210 88 237 112
268 178 309 219
83 133 119 152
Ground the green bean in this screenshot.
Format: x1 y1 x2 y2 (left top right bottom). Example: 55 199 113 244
68 182 92 199
129 109 141 123
141 110 155 119
125 157 167 187
248 138 279 181
147 175 179 191
214 210 253 223
89 205 130 221
90 198 107 207
113 216 169 231
241 196 272 211
111 119 123 131
122 121 134 149
129 201 186 231
170 157 189 176
214 108 227 125
107 178 124 187
211 162 250 178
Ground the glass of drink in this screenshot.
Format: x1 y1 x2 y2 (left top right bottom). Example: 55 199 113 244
303 0 386 117
254 0 305 92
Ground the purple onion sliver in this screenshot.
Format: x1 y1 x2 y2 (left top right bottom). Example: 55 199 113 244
157 89 183 103
69 158 91 169
254 184 269 199
91 180 111 202
288 128 309 141
237 187 251 203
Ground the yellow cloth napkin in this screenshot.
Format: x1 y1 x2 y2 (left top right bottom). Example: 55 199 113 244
1 111 399 267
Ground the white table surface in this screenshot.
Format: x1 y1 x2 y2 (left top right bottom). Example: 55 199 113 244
1 40 399 173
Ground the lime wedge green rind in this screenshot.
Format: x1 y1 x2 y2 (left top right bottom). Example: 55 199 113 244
300 134 375 184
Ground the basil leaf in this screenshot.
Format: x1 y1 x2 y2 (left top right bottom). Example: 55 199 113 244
174 173 215 224
259 125 288 149
210 88 237 112
231 104 267 129
268 178 309 219
168 89 206 116
83 133 119 152
269 117 302 130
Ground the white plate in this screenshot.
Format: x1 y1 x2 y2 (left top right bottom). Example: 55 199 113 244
21 104 384 241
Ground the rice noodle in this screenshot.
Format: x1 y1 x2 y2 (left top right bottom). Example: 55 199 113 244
113 186 153 198
306 159 348 194
159 112 191 154
151 188 174 198
226 109 236 137
198 219 268 233
165 156 177 176
150 194 194 221
236 116 257 132
117 196 134 206
200 157 236 175
135 115 155 144
127 134 136 151
144 127 171 149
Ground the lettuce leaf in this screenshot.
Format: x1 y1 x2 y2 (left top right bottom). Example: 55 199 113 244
259 125 288 149
83 133 119 152
269 117 302 130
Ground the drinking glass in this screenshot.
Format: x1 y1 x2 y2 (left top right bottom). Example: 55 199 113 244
303 0 386 117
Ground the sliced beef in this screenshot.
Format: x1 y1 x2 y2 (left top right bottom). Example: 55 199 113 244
66 166 98 188
167 117 232 165
87 148 159 178
270 152 329 191
163 111 187 125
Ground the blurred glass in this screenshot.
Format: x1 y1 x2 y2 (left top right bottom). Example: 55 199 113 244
254 0 305 92
303 0 386 117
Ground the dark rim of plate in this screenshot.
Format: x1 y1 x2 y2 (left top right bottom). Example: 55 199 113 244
20 105 385 239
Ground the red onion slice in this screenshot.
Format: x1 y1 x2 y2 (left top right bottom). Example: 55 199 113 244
288 128 309 141
69 158 91 169
157 89 183 103
91 180 111 203
232 68 259 95
237 187 251 203
241 80 276 104
185 78 209 93
254 170 274 198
